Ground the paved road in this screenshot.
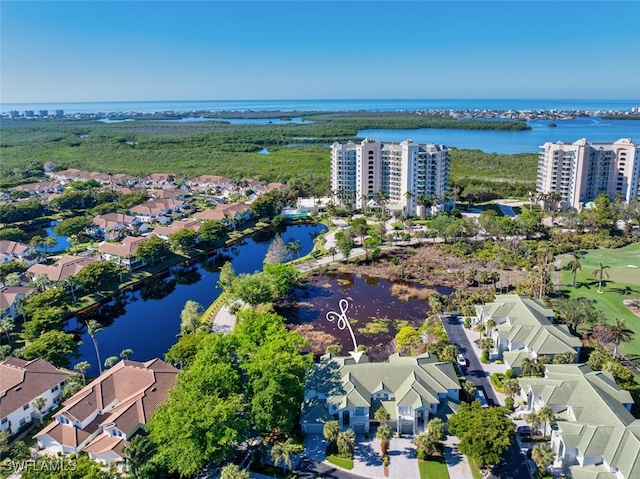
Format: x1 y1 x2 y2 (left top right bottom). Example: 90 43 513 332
486 441 533 479
440 315 532 479
297 458 367 479
440 315 499 406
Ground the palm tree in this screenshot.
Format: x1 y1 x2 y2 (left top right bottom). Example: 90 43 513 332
610 318 633 359
566 252 583 286
441 344 458 363
404 190 413 215
74 361 91 385
503 378 521 400
328 247 337 262
592 262 610 293
323 420 340 445
63 275 78 302
521 357 535 377
413 432 430 459
0 318 14 345
285 240 302 259
104 356 119 369
538 405 555 437
123 436 155 479
220 464 250 479
374 406 390 425
462 380 477 402
30 235 45 251
525 411 541 438
43 236 57 254
337 429 356 458
69 234 79 255
32 396 46 424
271 438 302 474
531 443 555 471
86 320 104 375
486 318 496 337
120 348 134 360
376 424 392 457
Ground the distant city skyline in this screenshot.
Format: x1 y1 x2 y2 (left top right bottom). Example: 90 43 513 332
1 1 639 103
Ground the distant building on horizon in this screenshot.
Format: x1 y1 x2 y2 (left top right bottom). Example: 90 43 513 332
536 138 640 211
330 138 450 216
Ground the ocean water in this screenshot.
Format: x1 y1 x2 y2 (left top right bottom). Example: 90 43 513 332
359 117 640 154
3 98 639 114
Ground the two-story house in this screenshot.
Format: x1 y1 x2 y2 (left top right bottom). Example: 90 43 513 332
98 236 149 270
89 213 146 240
35 358 178 465
1 358 70 434
301 353 460 436
27 255 95 284
0 240 41 266
519 364 640 479
129 199 186 224
476 295 581 373
0 286 35 320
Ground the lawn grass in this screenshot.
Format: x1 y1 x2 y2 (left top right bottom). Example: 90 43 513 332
468 457 485 479
418 456 450 479
558 243 640 360
326 454 354 470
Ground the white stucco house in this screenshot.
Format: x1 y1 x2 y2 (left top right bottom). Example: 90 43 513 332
0 358 70 435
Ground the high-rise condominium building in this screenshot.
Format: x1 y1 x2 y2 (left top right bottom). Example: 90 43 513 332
536 138 640 210
330 138 449 216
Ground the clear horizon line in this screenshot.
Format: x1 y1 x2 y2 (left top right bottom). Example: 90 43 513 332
3 97 640 105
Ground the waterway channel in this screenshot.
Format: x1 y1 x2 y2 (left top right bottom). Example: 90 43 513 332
67 224 325 376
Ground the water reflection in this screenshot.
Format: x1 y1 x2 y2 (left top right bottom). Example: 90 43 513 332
68 224 325 376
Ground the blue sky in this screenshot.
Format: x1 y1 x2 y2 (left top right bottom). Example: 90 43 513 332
1 1 639 102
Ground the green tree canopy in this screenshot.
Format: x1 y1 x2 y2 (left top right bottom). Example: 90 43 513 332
22 330 80 368
148 334 248 477
448 401 515 468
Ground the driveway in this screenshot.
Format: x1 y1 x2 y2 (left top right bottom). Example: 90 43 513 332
303 434 327 462
352 435 418 479
440 315 500 406
443 434 474 479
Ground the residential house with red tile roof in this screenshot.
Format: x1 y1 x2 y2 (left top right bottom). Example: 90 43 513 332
35 359 178 465
98 236 149 270
129 199 186 224
89 213 146 240
0 286 35 319
193 203 251 226
0 240 40 266
12 182 63 197
185 175 231 191
151 219 201 240
27 255 95 283
1 358 70 434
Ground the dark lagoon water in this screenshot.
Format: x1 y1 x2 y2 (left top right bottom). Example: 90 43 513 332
67 224 325 376
34 221 71 253
358 117 640 154
278 273 453 362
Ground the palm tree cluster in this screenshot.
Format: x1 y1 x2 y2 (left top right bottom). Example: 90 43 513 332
520 356 551 377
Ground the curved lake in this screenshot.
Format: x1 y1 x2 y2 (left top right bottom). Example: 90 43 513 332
358 117 639 154
68 224 325 376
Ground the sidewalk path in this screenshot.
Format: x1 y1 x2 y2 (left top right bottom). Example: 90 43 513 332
211 304 237 333
443 435 474 479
